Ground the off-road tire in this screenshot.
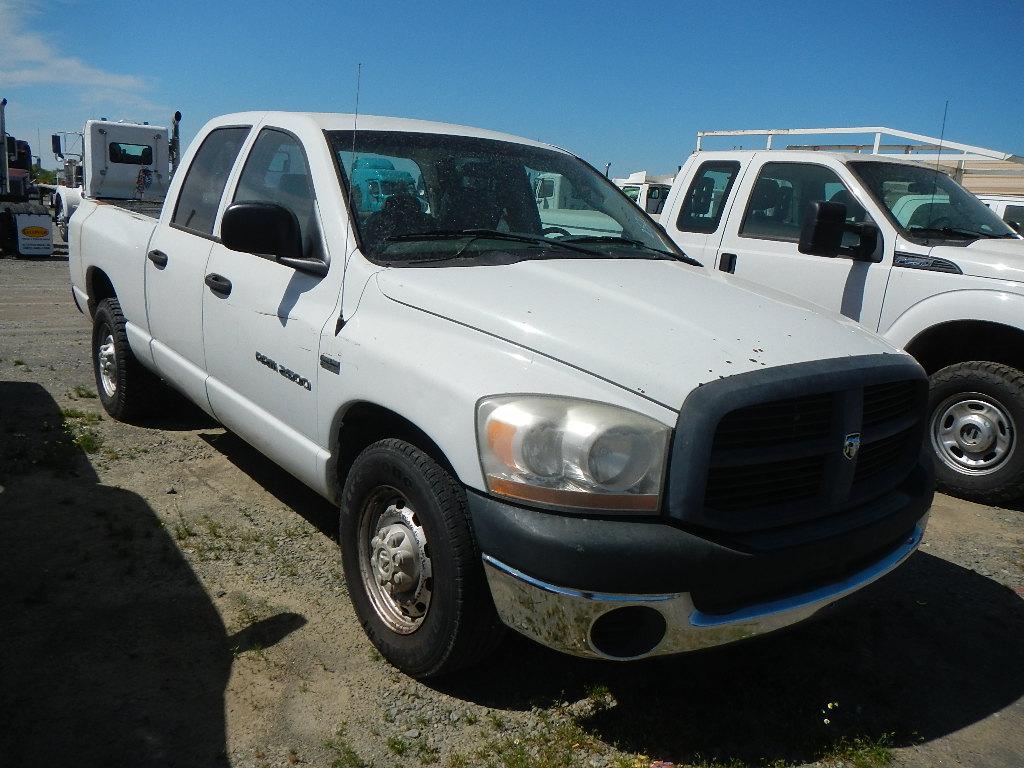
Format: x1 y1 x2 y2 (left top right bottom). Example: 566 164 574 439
339 439 504 678
92 297 162 421
928 361 1024 504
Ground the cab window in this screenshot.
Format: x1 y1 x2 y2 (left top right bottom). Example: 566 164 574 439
740 162 869 252
233 128 322 259
645 185 671 215
172 127 250 236
676 161 740 233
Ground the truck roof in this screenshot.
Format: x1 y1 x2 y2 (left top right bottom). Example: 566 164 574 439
209 111 562 152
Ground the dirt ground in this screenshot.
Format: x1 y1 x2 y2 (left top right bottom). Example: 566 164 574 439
1 255 1021 768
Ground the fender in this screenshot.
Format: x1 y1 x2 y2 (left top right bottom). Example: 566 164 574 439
883 289 1024 350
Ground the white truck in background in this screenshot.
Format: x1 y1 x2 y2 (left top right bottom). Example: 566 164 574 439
658 127 1024 503
976 194 1024 233
613 170 675 217
68 110 932 677
51 112 180 241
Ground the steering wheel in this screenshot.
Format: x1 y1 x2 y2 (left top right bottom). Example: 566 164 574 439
542 226 572 238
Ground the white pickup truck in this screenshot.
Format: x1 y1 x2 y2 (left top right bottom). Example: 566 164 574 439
660 150 1024 503
69 111 932 677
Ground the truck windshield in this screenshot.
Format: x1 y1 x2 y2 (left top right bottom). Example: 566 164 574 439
848 161 1017 243
326 130 687 265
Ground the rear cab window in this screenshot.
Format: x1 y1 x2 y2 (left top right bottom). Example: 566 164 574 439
109 142 153 165
172 127 250 236
676 161 740 233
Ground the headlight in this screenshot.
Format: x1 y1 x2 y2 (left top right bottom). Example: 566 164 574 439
476 395 670 512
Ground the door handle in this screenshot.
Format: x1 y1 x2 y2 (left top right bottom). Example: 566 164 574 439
204 273 232 296
147 249 168 268
719 253 737 273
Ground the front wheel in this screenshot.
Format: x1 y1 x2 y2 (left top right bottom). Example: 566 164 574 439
339 439 504 678
928 361 1024 504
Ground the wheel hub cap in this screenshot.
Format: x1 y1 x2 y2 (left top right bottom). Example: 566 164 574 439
97 333 117 397
358 492 432 634
932 395 1015 474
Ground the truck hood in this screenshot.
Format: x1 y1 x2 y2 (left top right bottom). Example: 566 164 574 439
930 238 1024 282
376 259 902 409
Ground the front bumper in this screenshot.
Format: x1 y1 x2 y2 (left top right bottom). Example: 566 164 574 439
482 520 925 660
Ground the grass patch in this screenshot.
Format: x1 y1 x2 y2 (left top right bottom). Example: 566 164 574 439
323 727 366 768
172 519 197 540
72 385 97 398
416 741 440 764
386 736 409 755
61 407 102 424
818 733 893 768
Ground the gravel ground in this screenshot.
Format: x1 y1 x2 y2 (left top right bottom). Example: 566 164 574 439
1 256 1021 768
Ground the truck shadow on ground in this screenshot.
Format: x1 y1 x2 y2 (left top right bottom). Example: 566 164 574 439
0 381 304 767
439 546 1024 765
198 430 339 538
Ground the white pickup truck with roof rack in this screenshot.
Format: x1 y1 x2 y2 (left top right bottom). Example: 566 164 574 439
659 126 1024 503
69 112 932 677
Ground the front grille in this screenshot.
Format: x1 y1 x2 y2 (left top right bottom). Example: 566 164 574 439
713 393 832 449
669 358 929 536
854 427 913 484
704 454 825 512
863 380 918 428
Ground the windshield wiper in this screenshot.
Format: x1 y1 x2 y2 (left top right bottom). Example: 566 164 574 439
559 235 702 266
908 226 1004 240
383 229 601 258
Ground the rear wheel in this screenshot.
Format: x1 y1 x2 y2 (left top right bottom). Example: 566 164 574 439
339 438 504 678
92 297 162 421
928 361 1024 504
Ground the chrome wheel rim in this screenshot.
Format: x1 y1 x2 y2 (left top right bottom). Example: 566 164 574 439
357 486 433 634
930 393 1015 475
97 331 117 398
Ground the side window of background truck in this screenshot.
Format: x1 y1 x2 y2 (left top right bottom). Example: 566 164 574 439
676 161 740 233
739 162 870 251
172 127 250 235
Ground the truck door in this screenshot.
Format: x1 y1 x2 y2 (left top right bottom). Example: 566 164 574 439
715 159 891 328
202 127 337 482
146 126 250 407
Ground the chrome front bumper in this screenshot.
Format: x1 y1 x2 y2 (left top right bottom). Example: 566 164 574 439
482 520 926 661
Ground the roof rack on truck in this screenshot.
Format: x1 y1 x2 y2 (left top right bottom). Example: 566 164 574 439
695 126 1024 197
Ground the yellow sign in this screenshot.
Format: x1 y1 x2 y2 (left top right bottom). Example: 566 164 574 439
21 226 49 238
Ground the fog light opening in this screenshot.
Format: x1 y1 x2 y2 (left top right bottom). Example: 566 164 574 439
589 605 667 659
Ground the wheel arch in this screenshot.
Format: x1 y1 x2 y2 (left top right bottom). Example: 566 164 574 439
905 320 1024 375
328 401 462 501
85 266 117 317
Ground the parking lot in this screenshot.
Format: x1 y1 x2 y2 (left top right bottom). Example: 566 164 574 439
1 256 1021 768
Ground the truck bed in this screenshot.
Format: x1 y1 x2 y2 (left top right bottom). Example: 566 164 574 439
100 198 164 219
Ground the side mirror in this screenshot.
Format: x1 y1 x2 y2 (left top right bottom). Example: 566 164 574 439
798 201 845 256
51 134 63 159
846 221 882 262
1007 220 1023 235
221 202 327 276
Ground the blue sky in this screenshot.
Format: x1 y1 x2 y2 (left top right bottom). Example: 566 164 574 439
3 0 1023 175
